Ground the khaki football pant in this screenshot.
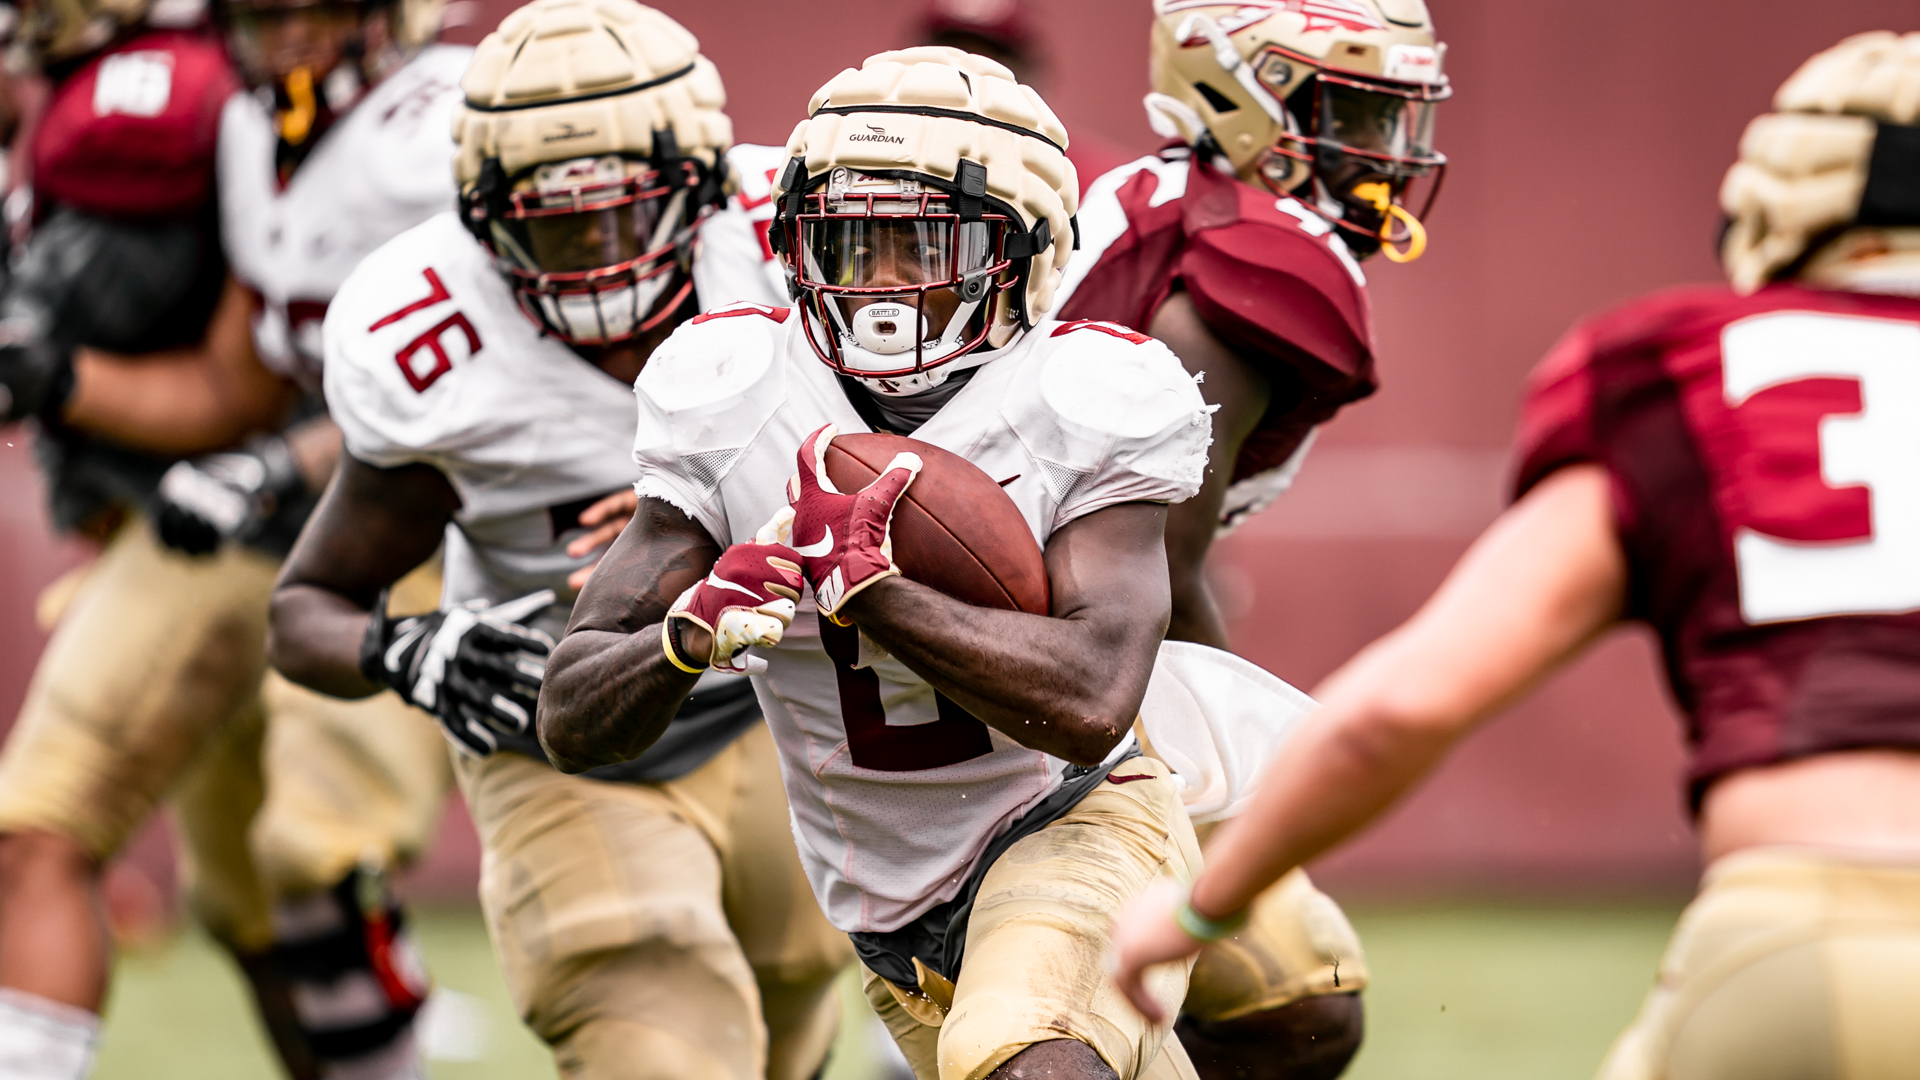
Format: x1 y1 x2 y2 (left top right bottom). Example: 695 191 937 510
455 721 851 1080
863 756 1204 1080
1596 848 1920 1080
0 518 450 951
1181 833 1367 1021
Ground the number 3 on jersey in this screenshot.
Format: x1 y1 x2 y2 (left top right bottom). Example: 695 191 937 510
369 268 481 393
1723 311 1920 623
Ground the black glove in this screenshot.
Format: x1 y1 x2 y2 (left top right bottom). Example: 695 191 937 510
360 590 557 757
155 434 305 555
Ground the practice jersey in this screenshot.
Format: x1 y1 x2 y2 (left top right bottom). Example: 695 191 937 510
1512 282 1920 802
325 146 787 773
632 310 1211 932
1051 147 1377 529
219 44 472 389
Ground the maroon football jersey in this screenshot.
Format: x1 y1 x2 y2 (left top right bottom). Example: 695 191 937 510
1052 147 1377 527
1514 282 1920 801
33 28 237 220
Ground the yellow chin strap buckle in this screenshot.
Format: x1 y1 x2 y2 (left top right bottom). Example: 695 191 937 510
277 66 318 146
1350 181 1427 263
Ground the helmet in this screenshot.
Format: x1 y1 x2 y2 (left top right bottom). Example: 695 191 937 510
214 0 440 166
454 0 732 347
1721 32 1920 294
917 0 1039 76
1147 0 1448 261
24 0 201 65
769 46 1077 396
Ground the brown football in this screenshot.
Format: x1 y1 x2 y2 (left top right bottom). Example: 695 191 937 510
824 432 1050 616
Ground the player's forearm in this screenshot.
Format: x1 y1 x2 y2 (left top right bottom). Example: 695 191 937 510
62 278 291 454
537 627 699 772
844 576 1155 766
267 583 383 699
64 346 295 454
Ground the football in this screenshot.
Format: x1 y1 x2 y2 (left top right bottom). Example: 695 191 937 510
823 431 1051 616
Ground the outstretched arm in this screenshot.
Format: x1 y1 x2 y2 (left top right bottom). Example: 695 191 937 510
268 453 460 697
537 498 721 772
843 500 1172 767
1109 464 1630 1019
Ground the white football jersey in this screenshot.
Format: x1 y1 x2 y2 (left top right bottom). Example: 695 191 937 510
219 45 473 388
324 146 788 633
632 311 1212 932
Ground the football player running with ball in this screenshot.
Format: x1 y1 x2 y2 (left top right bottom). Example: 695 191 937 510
1112 31 1920 1080
1048 2 1451 1073
267 2 852 1076
543 47 1337 1080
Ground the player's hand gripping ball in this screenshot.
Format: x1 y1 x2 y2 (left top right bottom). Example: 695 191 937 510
663 542 805 675
767 423 922 626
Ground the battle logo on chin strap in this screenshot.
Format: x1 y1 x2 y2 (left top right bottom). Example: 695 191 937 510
1350 180 1426 263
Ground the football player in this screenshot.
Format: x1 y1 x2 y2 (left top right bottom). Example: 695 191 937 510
1111 30 1920 1080
1047 2 1450 1072
265 2 853 1076
542 47 1344 1080
0 0 470 1075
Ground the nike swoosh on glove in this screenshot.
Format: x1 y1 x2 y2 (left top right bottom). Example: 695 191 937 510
774 423 921 627
664 542 804 675
360 590 557 757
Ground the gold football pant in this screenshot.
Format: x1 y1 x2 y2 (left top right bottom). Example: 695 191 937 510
861 757 1368 1080
863 756 1204 1080
1597 848 1920 1080
0 518 450 951
455 722 851 1080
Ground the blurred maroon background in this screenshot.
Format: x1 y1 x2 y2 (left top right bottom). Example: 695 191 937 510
4 0 1918 913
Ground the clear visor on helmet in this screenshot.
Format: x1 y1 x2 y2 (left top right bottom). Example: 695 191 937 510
1316 76 1443 177
488 155 699 346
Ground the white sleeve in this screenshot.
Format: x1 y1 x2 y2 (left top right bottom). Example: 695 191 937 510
322 222 491 469
1030 323 1214 528
631 304 790 544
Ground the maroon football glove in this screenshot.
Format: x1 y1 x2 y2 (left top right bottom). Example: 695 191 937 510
663 542 805 674
774 424 922 626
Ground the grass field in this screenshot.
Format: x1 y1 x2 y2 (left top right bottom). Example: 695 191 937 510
89 902 1684 1080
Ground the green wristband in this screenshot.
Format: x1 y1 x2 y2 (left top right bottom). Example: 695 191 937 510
1173 891 1248 943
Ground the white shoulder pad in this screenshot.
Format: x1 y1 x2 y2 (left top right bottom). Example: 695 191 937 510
323 214 493 468
694 143 790 311
726 142 790 217
354 46 470 220
631 302 794 541
1010 320 1213 527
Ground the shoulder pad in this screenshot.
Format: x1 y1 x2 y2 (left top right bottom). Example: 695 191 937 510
323 214 491 467
33 30 238 219
1179 186 1374 392
632 303 794 540
1011 321 1212 519
638 302 789 418
726 143 788 217
351 47 469 209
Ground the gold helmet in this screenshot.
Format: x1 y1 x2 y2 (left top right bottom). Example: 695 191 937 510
769 46 1077 396
22 0 208 64
1720 31 1920 294
455 0 732 346
1147 0 1448 261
